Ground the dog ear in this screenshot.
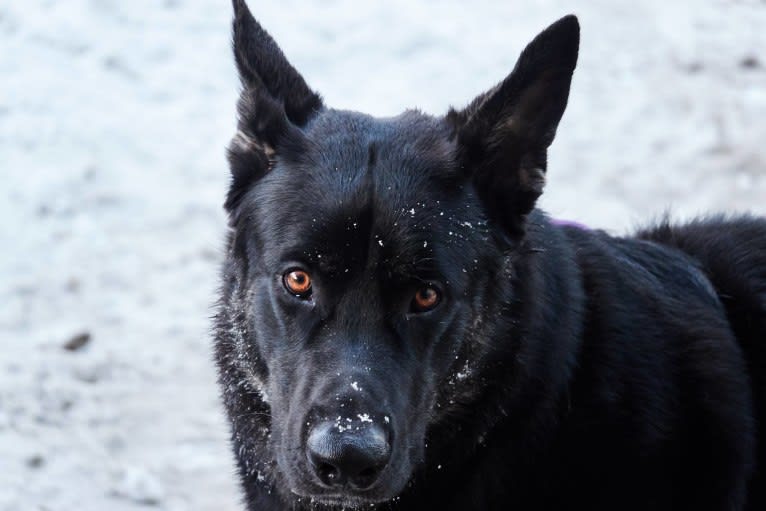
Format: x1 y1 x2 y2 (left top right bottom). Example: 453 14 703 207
226 0 323 213
448 15 579 237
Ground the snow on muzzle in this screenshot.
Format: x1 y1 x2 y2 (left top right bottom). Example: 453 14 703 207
302 375 398 493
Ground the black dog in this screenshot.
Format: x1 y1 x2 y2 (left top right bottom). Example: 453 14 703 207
214 1 766 509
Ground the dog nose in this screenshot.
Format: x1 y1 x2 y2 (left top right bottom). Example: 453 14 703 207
306 421 391 490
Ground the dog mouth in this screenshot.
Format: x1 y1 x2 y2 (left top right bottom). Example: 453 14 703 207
294 492 387 509
288 468 402 508
285 454 409 508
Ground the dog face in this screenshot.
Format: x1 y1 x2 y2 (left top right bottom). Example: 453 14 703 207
220 0 578 506
231 108 499 504
234 111 493 504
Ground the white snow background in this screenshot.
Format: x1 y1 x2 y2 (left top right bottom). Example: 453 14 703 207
1 0 765 510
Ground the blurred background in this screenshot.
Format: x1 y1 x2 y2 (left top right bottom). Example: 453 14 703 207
1 1 764 510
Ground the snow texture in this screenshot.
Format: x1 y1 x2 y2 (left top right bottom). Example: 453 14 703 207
1 1 765 510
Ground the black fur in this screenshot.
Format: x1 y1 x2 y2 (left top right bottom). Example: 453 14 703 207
214 2 766 509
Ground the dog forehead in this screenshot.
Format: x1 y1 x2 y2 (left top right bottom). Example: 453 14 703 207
301 109 459 206
251 109 485 275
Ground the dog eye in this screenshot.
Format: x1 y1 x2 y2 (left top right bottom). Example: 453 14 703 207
283 269 312 297
411 286 441 313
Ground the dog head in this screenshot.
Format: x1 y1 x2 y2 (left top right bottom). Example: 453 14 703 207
220 0 578 506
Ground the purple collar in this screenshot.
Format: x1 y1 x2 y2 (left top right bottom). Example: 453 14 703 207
551 218 590 230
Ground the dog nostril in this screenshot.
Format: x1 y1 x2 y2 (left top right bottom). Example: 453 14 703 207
358 466 377 478
316 461 341 486
350 465 382 490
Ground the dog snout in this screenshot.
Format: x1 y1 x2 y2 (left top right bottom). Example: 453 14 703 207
306 420 391 491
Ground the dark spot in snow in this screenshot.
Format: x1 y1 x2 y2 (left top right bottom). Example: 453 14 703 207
683 61 704 73
63 332 91 352
740 56 761 69
26 454 45 469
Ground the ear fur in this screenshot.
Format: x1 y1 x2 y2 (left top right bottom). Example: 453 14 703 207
448 15 579 237
226 0 323 213
231 0 323 125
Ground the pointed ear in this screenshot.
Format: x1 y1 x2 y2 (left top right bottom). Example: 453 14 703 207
448 15 579 237
232 0 323 125
226 0 323 213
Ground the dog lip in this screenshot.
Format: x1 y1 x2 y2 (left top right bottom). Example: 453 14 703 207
300 492 385 507
301 480 389 498
291 479 397 505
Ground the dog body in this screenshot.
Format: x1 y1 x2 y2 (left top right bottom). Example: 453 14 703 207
214 2 766 509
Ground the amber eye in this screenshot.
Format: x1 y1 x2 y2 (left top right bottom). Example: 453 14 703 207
411 286 441 313
283 269 312 297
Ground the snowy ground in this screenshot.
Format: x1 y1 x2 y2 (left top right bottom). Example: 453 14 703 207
1 1 765 510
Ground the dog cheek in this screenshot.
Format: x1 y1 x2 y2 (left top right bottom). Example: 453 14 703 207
270 359 316 481
397 364 439 450
269 393 307 491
